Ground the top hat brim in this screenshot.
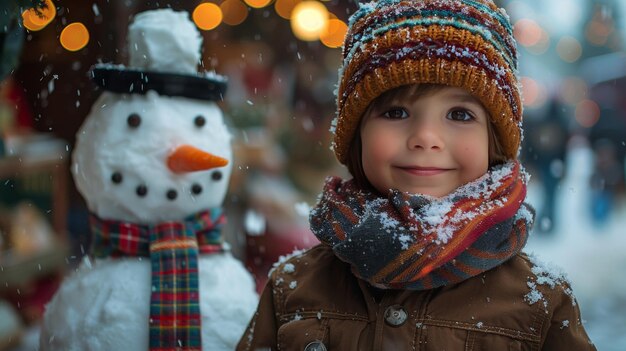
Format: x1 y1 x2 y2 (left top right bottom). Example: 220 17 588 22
91 65 228 101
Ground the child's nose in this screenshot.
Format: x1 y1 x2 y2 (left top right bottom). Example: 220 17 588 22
407 120 444 151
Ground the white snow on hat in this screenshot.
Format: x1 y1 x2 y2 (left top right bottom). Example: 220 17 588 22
127 8 202 74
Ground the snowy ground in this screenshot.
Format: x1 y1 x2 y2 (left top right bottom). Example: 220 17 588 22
525 143 626 351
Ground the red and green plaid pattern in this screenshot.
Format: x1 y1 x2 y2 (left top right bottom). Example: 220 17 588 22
149 222 201 350
90 209 226 350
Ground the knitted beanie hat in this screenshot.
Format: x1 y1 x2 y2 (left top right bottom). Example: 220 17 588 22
332 0 522 164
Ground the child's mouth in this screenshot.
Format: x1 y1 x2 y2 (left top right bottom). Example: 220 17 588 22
397 166 451 176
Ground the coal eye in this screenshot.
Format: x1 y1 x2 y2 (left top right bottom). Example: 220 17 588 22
194 115 206 128
127 113 141 128
111 172 123 184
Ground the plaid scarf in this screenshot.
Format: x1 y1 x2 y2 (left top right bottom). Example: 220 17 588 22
310 161 534 290
90 209 226 351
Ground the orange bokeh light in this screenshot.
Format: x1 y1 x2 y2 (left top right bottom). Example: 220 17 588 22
520 76 547 108
22 10 45 31
60 22 89 52
192 2 223 30
244 0 272 8
556 36 583 63
559 77 588 106
575 99 600 128
221 0 248 26
514 18 542 47
320 19 347 48
22 0 56 31
275 0 301 19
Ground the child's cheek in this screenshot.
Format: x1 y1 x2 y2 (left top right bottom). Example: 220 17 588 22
366 131 396 161
460 140 489 171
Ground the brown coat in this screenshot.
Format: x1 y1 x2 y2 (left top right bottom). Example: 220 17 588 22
237 244 595 351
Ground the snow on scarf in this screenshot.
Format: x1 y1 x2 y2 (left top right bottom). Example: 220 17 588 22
310 161 534 290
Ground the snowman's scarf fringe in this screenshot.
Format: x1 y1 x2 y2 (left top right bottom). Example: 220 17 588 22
310 161 534 290
90 209 226 350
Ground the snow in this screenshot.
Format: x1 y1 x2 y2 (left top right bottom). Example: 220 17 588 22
127 9 202 74
524 280 545 307
40 254 258 351
268 248 308 276
244 210 266 236
524 143 626 351
294 202 311 217
282 263 295 273
524 253 576 310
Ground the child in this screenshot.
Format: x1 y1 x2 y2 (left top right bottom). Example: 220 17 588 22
238 0 596 350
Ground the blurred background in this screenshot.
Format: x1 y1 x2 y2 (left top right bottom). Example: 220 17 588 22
0 0 624 350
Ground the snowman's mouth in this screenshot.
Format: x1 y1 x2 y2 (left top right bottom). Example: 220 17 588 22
110 171 223 200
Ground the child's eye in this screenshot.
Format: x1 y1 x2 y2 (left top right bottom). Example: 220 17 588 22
447 108 475 122
382 108 408 119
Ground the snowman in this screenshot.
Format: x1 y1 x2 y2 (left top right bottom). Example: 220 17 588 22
40 9 258 351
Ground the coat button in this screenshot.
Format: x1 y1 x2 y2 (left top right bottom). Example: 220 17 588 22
384 305 408 327
304 341 327 351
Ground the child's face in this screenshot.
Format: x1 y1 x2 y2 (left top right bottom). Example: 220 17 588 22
360 86 490 197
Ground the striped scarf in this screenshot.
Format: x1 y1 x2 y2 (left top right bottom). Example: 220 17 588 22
90 209 226 351
310 161 533 290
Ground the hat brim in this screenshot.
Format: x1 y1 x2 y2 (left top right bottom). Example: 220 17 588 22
91 66 227 101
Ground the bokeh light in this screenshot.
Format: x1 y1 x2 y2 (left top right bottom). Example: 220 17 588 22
22 10 46 31
527 28 550 55
574 99 600 128
556 36 583 63
513 18 551 55
21 0 56 31
244 0 272 9
520 76 548 108
559 77 588 106
585 13 614 46
290 1 328 41
514 18 542 47
60 22 89 52
221 0 248 26
192 2 223 31
275 0 301 19
320 19 347 48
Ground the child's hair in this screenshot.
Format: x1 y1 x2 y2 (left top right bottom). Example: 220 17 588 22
346 84 507 190
331 0 522 168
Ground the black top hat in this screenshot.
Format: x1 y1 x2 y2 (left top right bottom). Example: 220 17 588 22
90 64 228 101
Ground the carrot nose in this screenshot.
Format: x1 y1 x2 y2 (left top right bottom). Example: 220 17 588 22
167 145 229 173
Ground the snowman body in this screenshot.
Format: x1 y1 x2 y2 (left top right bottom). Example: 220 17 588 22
41 10 258 349
41 255 257 350
41 90 257 350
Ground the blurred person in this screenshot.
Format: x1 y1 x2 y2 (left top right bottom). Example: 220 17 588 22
522 98 569 233
589 138 624 226
588 82 626 199
237 1 595 350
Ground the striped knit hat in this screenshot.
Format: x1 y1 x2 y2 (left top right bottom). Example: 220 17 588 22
332 0 522 164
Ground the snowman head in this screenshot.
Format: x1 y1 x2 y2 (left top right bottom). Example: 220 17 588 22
72 9 234 224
